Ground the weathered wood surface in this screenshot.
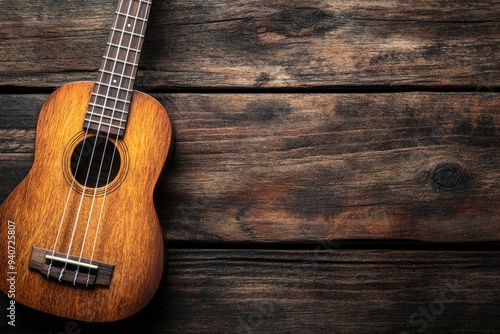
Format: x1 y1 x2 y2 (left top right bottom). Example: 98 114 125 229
0 0 499 89
1 0 499 332
1 249 500 333
0 92 498 243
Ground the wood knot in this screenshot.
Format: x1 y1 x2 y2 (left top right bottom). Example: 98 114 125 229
432 163 467 190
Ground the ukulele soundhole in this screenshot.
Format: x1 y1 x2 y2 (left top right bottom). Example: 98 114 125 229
70 136 121 188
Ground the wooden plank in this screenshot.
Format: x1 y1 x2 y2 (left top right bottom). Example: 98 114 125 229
0 0 499 89
159 92 500 243
0 92 498 243
0 249 499 333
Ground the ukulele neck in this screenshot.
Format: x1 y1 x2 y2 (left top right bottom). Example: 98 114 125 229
83 0 153 137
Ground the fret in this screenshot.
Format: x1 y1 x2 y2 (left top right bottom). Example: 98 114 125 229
86 111 128 124
101 56 138 78
115 0 152 12
92 92 131 105
104 46 141 65
93 85 132 103
117 0 153 11
93 83 130 94
98 72 134 93
84 119 126 131
115 15 147 36
101 63 136 81
109 34 143 55
116 0 151 17
84 113 127 128
98 76 134 93
102 55 138 68
89 97 127 115
88 102 128 115
99 69 135 80
98 82 134 94
106 42 141 54
111 27 144 39
115 12 148 22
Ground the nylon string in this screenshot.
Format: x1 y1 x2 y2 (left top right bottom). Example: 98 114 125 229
77 0 149 286
48 0 137 283
46 0 128 280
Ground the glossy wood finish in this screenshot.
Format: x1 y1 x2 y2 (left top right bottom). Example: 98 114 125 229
0 82 173 322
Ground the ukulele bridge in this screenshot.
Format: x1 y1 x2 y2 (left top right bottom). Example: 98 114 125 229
28 246 114 287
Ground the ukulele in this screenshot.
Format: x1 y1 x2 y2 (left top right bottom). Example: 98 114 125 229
0 0 173 322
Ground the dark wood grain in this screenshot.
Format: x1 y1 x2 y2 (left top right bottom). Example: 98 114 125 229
0 0 499 89
1 92 498 243
1 0 499 331
1 248 499 333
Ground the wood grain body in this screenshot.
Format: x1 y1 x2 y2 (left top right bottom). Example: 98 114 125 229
0 82 173 322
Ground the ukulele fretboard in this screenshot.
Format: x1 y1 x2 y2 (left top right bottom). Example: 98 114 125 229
84 0 152 137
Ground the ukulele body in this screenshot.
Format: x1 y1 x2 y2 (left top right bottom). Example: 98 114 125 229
0 81 173 322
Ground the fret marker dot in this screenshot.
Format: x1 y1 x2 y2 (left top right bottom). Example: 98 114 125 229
113 79 117 83
127 24 131 28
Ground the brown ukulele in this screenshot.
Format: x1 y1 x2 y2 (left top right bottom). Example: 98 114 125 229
0 0 173 322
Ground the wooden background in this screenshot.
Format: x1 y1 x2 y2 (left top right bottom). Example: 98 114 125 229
1 0 499 332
